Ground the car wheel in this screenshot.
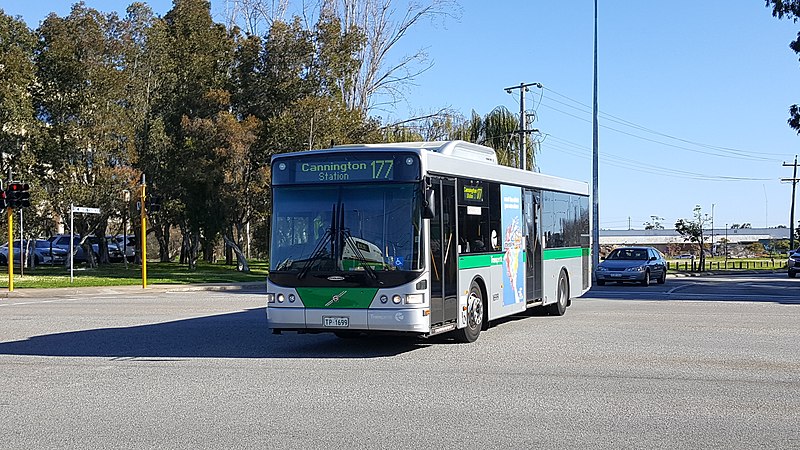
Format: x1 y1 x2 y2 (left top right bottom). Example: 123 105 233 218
641 270 650 286
454 280 484 343
546 270 569 316
790 270 797 278
657 270 666 284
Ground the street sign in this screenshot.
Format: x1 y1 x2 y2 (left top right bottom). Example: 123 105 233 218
72 206 100 214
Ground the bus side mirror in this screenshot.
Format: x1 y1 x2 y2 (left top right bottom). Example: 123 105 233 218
422 189 435 219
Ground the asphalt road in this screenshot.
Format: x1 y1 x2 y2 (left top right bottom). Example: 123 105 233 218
0 275 798 449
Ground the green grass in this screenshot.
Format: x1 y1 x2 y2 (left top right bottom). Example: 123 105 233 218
0 260 269 289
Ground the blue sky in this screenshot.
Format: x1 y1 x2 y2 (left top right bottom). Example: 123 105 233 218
4 1 800 230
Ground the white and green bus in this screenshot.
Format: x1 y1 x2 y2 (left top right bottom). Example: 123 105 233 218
266 140 590 342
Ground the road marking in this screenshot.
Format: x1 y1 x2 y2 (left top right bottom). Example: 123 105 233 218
0 297 83 307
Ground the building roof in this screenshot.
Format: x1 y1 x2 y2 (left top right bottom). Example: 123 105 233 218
599 228 789 245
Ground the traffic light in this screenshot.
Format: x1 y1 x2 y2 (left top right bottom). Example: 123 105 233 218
146 195 161 212
6 182 30 209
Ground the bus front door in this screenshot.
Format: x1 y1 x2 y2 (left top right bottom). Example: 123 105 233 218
429 177 458 326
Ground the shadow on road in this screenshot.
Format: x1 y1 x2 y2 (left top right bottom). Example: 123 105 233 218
582 276 800 305
0 308 431 359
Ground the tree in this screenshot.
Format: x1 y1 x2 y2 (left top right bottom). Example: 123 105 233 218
675 205 709 271
224 0 460 115
34 4 138 266
644 215 665 230
766 1 800 131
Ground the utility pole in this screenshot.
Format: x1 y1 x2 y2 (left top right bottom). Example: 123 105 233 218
782 155 799 250
504 82 542 170
592 0 600 278
711 203 714 257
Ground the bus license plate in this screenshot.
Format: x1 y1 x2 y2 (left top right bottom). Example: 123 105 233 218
323 316 349 327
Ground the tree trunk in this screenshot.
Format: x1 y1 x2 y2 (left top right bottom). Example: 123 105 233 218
187 231 200 270
223 233 249 272
225 224 234 265
155 222 171 262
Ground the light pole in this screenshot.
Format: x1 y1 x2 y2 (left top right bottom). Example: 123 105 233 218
591 0 600 277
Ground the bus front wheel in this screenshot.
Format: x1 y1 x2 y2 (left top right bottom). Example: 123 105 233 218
455 280 484 343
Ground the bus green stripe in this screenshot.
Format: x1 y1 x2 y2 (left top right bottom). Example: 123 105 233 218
458 253 504 269
297 287 378 309
543 247 587 260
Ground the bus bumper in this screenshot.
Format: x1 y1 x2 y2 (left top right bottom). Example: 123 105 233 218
267 306 430 333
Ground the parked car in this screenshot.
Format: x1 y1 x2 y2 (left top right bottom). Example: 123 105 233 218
788 248 800 278
595 246 667 286
48 234 124 263
0 239 69 266
112 235 137 262
676 254 694 259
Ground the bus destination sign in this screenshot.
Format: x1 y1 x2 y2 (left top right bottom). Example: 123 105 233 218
274 152 420 184
300 159 393 181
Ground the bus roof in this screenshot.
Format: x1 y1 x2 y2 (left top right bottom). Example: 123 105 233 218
272 140 589 196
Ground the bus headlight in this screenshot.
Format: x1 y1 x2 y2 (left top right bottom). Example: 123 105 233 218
392 294 402 304
380 295 389 304
277 293 285 303
288 294 296 303
405 294 424 304
266 293 275 303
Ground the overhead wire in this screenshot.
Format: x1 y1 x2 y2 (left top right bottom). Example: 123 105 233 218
542 86 789 159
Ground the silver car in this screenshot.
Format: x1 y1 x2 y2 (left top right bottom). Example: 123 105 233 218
595 246 667 286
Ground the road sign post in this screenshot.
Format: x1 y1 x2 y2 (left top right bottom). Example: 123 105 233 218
69 204 101 283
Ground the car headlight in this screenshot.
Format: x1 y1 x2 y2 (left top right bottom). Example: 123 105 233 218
625 266 645 272
266 293 275 303
596 266 608 272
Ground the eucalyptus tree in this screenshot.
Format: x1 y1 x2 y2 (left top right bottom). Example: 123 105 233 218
159 0 236 267
767 1 800 131
0 11 41 239
34 4 137 265
224 0 460 115
117 2 175 263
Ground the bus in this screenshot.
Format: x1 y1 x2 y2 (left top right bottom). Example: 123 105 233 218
266 140 590 342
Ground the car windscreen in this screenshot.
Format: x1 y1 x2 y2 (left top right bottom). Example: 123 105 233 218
608 249 648 260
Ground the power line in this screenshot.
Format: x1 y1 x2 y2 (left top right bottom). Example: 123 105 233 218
544 134 772 182
541 86 788 160
539 101 774 162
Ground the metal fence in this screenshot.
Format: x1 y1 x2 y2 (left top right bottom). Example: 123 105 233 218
668 260 785 272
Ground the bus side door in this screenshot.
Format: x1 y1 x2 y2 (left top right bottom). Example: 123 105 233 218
524 189 543 302
429 177 458 326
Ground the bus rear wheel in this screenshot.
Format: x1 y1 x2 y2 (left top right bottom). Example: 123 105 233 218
546 270 568 316
455 280 483 343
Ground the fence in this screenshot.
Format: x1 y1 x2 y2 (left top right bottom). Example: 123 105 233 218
668 259 785 272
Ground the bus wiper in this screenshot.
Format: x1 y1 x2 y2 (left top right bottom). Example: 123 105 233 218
340 227 379 281
298 204 337 280
296 229 332 279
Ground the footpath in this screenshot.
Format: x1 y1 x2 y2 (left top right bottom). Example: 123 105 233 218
0 281 266 300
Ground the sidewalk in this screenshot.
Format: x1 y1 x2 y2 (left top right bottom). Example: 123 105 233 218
0 281 266 300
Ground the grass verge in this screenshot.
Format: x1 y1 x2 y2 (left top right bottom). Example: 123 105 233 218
0 261 269 289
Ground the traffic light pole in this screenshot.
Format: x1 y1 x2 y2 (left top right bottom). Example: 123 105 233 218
7 207 13 292
141 175 147 289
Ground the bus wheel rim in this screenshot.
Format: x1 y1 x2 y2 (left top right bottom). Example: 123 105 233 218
468 291 482 328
